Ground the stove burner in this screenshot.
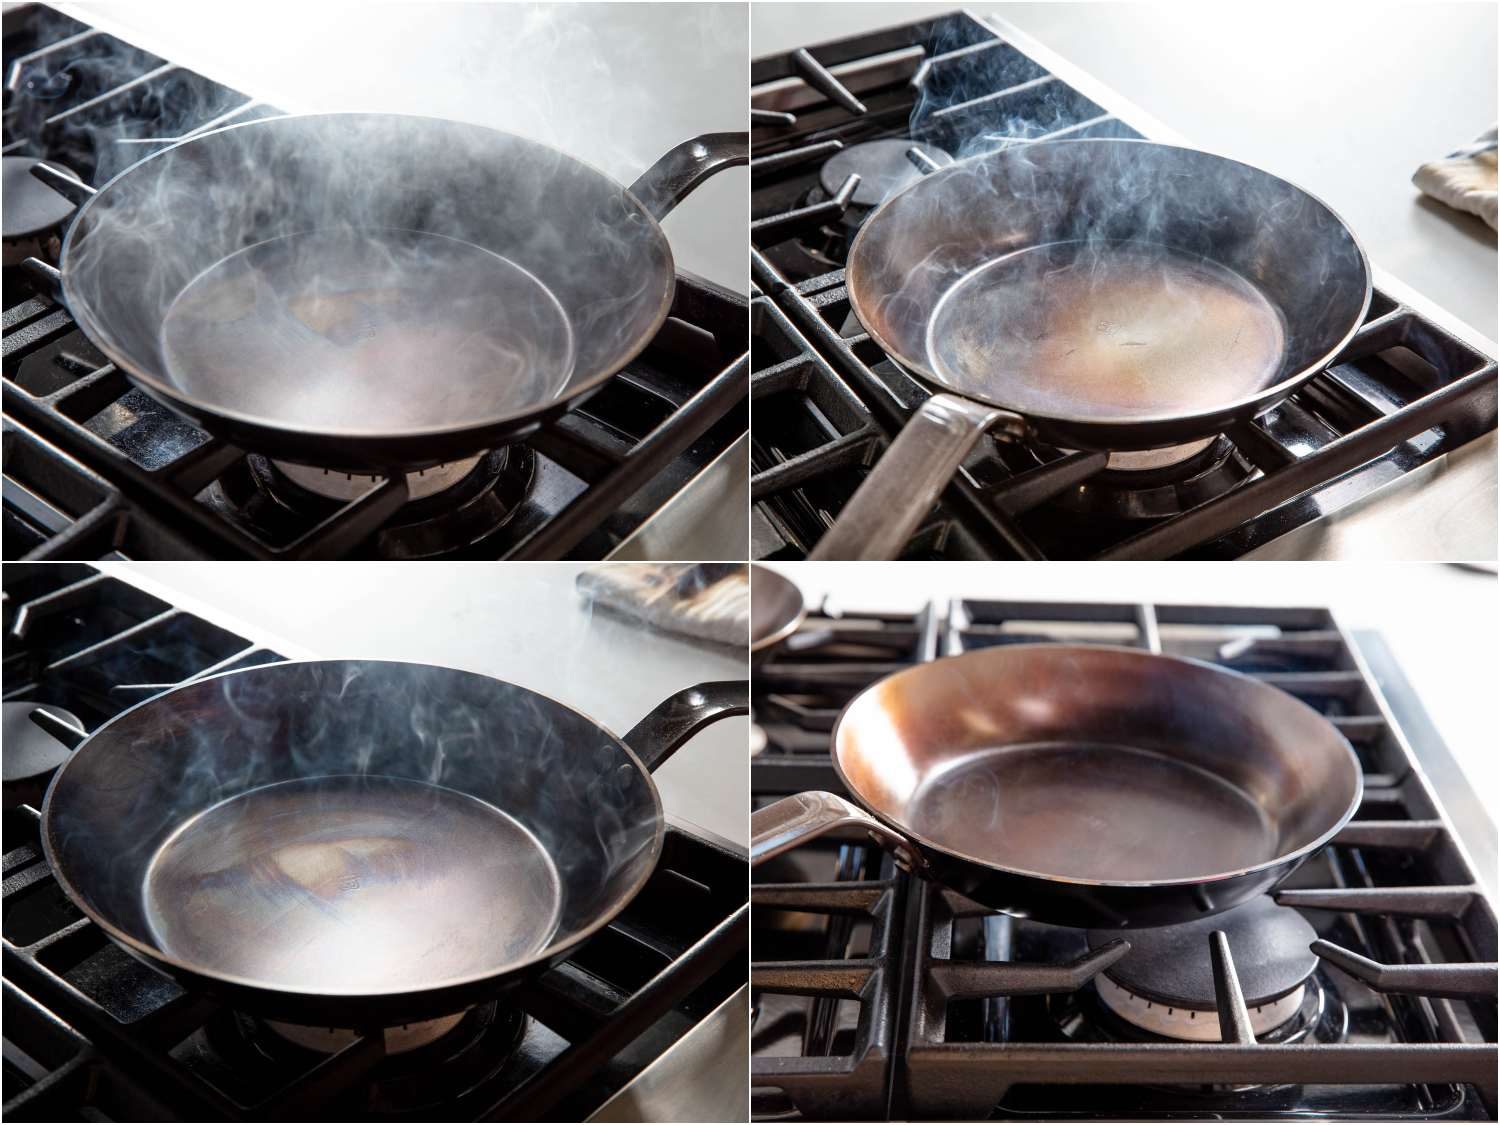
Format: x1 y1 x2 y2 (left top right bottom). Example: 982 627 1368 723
265 1011 468 1055
1088 895 1318 1015
2 702 83 807
818 139 955 207
1095 972 1306 1042
1054 434 1255 520
272 455 486 503
2 156 79 265
224 1001 530 1113
225 447 537 558
1103 438 1217 471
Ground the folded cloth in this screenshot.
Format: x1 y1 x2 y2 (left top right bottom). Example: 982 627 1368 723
576 563 748 648
1413 126 1498 230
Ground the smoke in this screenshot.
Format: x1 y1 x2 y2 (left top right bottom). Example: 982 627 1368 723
841 40 1371 423
42 659 664 995
59 111 667 446
16 4 743 460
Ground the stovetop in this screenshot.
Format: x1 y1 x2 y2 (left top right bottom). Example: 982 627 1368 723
748 11 1498 561
1 563 748 1120
2 4 748 561
751 596 1498 1119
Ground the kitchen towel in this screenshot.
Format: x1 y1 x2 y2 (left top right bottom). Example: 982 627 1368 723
1413 126 1498 230
577 563 747 648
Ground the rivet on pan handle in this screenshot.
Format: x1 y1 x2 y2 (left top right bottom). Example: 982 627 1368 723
628 132 749 222
809 393 1028 560
622 680 748 773
751 791 927 873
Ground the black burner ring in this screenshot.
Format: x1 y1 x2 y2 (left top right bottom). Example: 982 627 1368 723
1087 895 1319 1008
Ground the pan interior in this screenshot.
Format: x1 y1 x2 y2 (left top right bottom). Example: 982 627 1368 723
904 741 1279 882
142 774 562 993
925 240 1286 419
158 227 576 432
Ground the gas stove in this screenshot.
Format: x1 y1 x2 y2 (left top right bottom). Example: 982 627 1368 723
2 4 748 561
751 596 1497 1119
749 11 1498 560
2 563 748 1120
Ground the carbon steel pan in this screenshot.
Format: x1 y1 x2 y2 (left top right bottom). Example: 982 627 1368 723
809 138 1371 559
41 114 746 469
40 659 746 1023
849 139 1370 441
752 644 1363 928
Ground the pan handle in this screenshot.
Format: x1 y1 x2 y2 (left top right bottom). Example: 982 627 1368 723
629 132 749 222
623 680 748 772
752 791 926 872
808 393 1026 560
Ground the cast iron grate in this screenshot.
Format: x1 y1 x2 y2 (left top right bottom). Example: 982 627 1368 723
751 596 1497 1119
1 563 748 1120
749 11 1498 560
2 5 748 561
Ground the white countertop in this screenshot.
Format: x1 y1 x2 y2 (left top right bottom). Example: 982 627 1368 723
106 562 750 846
753 1 1497 340
765 560 1498 883
64 1 749 293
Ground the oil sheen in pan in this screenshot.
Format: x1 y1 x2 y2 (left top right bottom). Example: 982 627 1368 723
157 227 577 433
142 775 563 993
924 240 1287 417
904 742 1280 882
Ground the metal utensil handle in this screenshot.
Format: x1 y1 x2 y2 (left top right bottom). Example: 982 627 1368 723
751 791 925 872
623 680 748 772
629 132 749 221
808 393 1025 560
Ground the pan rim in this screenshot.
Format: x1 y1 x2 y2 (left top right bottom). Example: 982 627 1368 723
749 564 807 652
56 111 677 451
38 657 668 1003
844 137 1374 435
827 642 1364 889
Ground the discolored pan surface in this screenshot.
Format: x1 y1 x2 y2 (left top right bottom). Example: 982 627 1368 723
904 742 1279 881
143 775 562 993
926 240 1286 419
159 228 576 434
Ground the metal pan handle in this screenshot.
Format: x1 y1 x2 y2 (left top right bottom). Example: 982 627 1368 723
629 132 749 221
751 791 926 872
623 680 748 772
808 393 1027 560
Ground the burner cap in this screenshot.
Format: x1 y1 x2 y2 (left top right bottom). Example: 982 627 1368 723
1088 895 1318 1008
3 157 81 241
820 139 954 207
3 703 84 808
271 455 485 503
265 1011 467 1055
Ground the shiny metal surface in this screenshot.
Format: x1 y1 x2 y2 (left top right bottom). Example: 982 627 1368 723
750 564 805 656
41 659 746 1023
808 392 1019 560
927 242 1286 419
588 985 749 1122
143 775 562 994
813 137 1372 560
608 437 750 562
751 644 1363 928
848 140 1369 438
53 114 745 470
158 228 576 434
